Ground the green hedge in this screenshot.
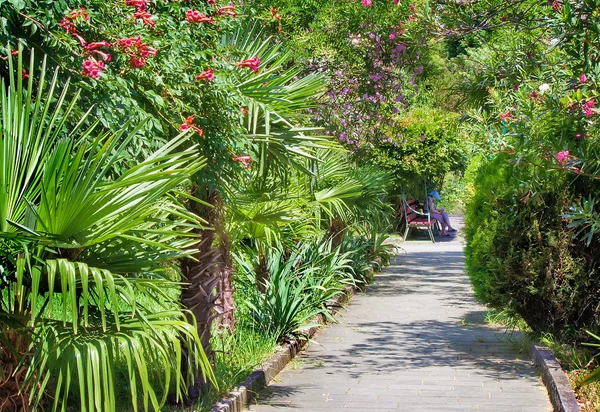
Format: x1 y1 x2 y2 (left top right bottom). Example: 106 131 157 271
465 154 600 339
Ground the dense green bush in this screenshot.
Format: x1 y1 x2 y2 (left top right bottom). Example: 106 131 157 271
465 154 600 338
432 0 600 342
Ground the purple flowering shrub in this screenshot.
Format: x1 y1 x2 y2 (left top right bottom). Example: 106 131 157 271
248 0 445 168
315 21 422 156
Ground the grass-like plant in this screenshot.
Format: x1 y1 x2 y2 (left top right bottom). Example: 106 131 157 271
235 244 340 342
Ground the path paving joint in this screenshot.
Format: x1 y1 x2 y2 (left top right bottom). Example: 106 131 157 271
247 217 552 411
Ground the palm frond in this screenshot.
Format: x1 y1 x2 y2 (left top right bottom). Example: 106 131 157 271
25 312 212 412
1 48 214 411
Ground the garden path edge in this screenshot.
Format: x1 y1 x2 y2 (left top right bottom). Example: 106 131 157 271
210 285 356 412
530 344 580 412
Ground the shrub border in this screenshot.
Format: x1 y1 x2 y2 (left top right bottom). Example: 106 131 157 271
530 344 581 412
210 285 356 412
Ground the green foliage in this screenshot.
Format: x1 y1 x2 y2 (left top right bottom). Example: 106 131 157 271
465 154 600 338
0 51 213 411
434 0 600 345
191 321 278 412
246 0 457 199
343 232 395 284
2 1 331 189
234 244 339 342
232 230 389 343
371 107 468 194
437 172 466 214
0 0 419 408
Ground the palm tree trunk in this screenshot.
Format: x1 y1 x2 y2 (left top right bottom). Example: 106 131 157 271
328 218 347 249
0 329 31 411
180 188 235 399
254 252 269 293
215 219 235 329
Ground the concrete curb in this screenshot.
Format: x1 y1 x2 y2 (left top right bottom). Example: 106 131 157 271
210 285 355 412
530 344 581 412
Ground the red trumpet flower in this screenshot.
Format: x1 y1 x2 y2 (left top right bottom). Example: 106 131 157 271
84 41 112 50
186 10 215 23
134 10 156 26
236 56 260 73
82 58 105 79
126 0 147 11
195 68 214 82
233 155 252 169
180 116 204 136
217 4 236 17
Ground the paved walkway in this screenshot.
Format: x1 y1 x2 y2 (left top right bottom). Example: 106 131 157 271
247 218 552 411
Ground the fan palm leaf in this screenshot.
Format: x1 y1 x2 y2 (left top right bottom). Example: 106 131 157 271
224 22 337 184
1 48 214 411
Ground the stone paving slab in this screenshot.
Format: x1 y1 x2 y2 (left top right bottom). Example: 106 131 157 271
247 217 552 411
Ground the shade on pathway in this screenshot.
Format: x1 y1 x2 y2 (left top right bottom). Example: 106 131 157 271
247 217 552 411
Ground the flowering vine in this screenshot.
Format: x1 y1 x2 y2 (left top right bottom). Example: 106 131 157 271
180 116 204 136
237 57 260 73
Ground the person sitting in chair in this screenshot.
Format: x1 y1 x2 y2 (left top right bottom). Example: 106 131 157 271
427 190 457 237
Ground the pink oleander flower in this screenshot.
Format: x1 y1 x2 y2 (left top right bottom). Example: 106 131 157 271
240 107 248 115
362 0 372 6
186 10 215 23
580 73 588 83
583 99 595 116
500 111 513 121
389 33 396 40
572 167 580 174
233 155 252 169
217 4 236 17
237 56 260 73
195 68 214 81
556 150 569 165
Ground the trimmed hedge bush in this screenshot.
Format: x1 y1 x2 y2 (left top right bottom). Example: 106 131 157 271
465 154 600 339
